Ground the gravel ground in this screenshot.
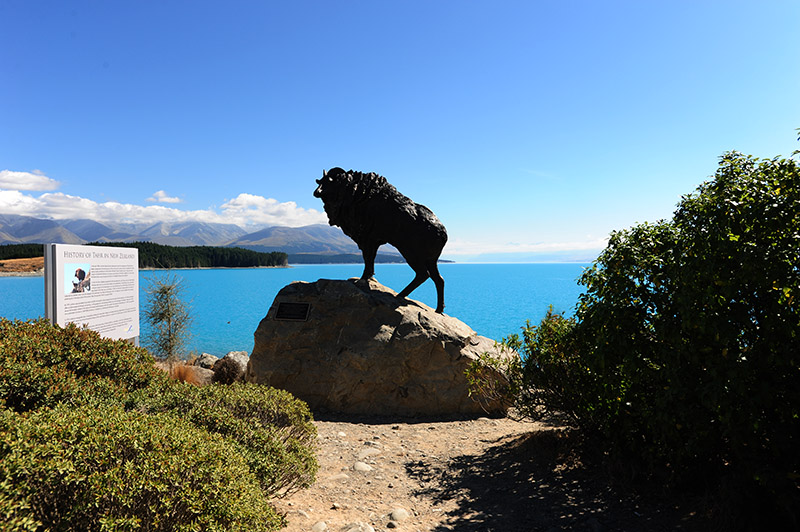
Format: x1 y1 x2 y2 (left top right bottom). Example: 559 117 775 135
274 415 705 532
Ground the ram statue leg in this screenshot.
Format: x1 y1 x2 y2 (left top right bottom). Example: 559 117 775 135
397 262 430 302
360 244 378 280
428 260 445 313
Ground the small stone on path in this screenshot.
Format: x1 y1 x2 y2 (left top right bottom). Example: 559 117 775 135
389 508 411 522
340 523 374 532
357 448 381 461
311 522 327 532
353 461 373 472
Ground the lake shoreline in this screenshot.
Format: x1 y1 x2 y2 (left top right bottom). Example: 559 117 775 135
0 257 46 277
0 270 45 277
0 260 291 277
139 265 289 271
1 263 589 355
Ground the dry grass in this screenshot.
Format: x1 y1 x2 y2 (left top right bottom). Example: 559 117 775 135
0 256 45 273
152 359 209 386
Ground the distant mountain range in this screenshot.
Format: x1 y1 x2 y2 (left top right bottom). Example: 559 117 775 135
0 214 402 263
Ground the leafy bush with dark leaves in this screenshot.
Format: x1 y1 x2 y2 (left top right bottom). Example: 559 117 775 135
574 153 799 486
471 148 799 527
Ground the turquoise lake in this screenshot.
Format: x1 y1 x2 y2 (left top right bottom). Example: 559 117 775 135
0 263 589 356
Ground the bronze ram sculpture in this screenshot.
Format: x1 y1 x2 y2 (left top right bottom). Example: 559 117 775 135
314 167 448 313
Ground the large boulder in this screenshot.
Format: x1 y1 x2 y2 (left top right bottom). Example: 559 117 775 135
246 278 517 416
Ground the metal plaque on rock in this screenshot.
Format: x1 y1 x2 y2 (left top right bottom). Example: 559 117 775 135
274 302 311 321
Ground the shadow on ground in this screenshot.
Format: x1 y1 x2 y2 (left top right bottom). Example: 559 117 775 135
406 429 705 532
312 411 500 425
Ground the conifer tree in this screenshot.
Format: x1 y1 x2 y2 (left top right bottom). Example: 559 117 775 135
143 272 192 361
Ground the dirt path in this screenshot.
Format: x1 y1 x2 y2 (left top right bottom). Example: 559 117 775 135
274 415 702 532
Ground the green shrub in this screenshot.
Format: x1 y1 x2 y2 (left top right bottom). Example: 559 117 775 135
0 319 163 412
0 404 282 531
575 152 799 484
128 380 318 497
0 319 319 528
471 148 799 526
467 307 587 423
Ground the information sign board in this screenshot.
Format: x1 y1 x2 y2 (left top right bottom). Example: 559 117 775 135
44 244 140 341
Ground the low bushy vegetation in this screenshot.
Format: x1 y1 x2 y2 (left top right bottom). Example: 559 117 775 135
470 148 800 527
467 307 584 424
0 319 160 412
128 381 318 498
0 318 318 531
0 406 280 531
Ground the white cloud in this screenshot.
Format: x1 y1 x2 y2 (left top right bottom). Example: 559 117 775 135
147 190 183 204
0 186 607 257
0 189 327 228
0 190 43 213
220 193 327 227
0 170 60 191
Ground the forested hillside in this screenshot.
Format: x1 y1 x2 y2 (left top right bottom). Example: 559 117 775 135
0 242 288 268
0 243 43 260
91 242 287 268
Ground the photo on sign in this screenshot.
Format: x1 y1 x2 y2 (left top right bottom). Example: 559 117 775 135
64 263 92 294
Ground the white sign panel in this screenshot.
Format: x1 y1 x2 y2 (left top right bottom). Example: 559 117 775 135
45 244 139 341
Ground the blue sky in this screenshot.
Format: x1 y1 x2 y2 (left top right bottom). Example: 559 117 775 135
2 1 798 261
